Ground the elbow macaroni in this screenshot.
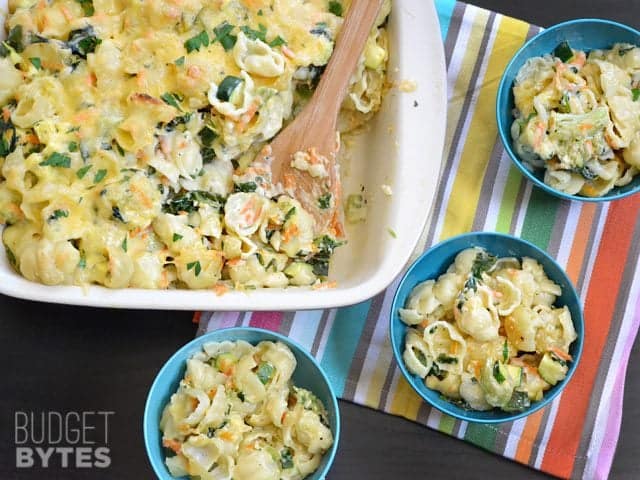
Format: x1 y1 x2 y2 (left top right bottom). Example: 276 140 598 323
160 340 333 480
399 248 578 413
0 0 390 290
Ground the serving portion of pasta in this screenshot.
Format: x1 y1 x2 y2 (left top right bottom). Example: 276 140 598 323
511 42 640 196
160 340 333 480
399 248 577 413
0 0 390 289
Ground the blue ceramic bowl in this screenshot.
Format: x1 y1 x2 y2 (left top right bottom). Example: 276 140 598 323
390 232 584 424
496 18 640 202
144 327 340 479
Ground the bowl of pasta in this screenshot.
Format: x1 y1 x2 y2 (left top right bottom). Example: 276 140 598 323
389 232 584 423
144 327 340 480
496 19 640 201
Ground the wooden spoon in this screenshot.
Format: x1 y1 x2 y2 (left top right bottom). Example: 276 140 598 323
254 0 385 238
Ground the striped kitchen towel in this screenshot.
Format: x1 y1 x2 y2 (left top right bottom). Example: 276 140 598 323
197 1 640 478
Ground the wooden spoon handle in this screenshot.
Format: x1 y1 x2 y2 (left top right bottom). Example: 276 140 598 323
313 0 385 117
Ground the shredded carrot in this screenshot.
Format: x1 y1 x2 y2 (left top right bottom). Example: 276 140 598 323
549 347 573 362
312 281 338 290
2 108 11 122
281 45 296 59
207 386 218 399
419 319 430 329
129 183 153 208
137 69 147 88
213 283 229 296
219 431 234 442
60 5 73 21
187 65 202 79
449 342 459 355
24 133 39 145
281 411 287 424
579 123 594 132
162 438 182 454
282 224 299 243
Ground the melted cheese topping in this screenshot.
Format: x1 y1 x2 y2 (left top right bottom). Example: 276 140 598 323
0 0 390 289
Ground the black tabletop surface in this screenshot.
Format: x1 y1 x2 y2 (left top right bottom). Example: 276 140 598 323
1 1 639 479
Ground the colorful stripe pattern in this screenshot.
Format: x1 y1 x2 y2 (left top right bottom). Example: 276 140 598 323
197 2 640 478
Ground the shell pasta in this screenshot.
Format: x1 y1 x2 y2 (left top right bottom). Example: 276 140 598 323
511 42 640 196
399 248 578 413
0 0 391 290
160 340 333 480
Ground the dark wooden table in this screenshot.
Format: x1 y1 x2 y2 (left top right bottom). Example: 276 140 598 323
1 1 639 479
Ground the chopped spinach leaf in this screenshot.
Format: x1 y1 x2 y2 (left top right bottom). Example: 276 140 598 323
553 41 573 63
174 56 185 66
199 125 218 146
74 0 95 16
303 235 344 277
503 338 509 362
493 361 506 384
269 35 286 47
280 447 294 470
121 236 128 252
283 206 296 223
201 147 215 164
240 24 267 42
328 1 343 16
48 209 69 221
310 22 331 40
112 206 126 222
67 26 102 58
0 116 17 157
619 45 635 56
234 182 257 193
29 57 41 70
163 191 226 214
436 354 458 364
318 193 332 209
160 92 182 110
633 88 640 102
172 233 183 242
0 26 24 57
68 141 79 152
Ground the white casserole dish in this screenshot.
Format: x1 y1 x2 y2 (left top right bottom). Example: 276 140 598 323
0 0 446 310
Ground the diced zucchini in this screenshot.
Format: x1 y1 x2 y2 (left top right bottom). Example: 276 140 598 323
506 365 523 387
215 352 236 374
345 194 367 224
216 76 243 102
503 390 531 413
284 262 316 286
538 352 568 385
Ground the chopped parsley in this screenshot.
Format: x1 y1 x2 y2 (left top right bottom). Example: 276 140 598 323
29 57 42 70
172 233 183 242
68 141 79 152
184 30 209 53
174 56 185 66
76 164 92 179
318 193 332 209
40 152 71 168
93 169 107 183
121 236 128 252
213 22 237 51
503 339 509 362
633 88 640 102
619 45 635 56
328 1 343 16
48 209 69 221
187 260 202 276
